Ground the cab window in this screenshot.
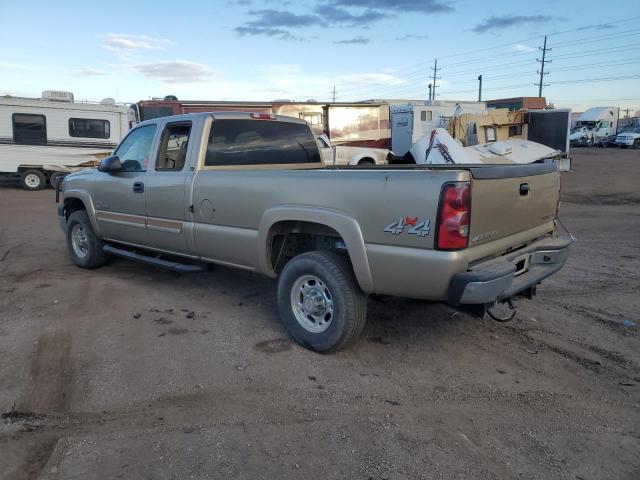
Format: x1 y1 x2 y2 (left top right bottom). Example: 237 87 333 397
205 119 320 166
157 122 191 171
114 124 157 171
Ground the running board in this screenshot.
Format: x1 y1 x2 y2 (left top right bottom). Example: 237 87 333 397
103 244 208 273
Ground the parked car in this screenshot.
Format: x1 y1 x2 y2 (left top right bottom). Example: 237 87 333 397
614 126 640 148
57 112 572 352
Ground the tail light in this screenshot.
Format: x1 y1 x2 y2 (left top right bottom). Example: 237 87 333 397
436 182 471 250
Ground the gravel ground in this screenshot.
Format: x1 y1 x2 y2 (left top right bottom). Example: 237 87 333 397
0 148 638 480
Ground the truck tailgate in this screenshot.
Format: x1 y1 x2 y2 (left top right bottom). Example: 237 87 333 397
467 163 559 248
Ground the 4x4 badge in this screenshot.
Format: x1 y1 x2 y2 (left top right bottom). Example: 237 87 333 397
384 217 431 237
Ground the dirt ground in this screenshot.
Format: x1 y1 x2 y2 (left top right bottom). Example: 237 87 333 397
0 148 638 480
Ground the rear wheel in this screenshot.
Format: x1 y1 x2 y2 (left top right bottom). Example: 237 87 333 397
634 139 640 149
49 172 66 188
277 251 367 352
20 169 46 191
66 210 107 269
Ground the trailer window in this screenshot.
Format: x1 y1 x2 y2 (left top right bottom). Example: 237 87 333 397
420 111 432 122
205 119 320 166
69 118 110 139
508 125 522 137
140 106 173 121
12 113 46 145
157 123 191 171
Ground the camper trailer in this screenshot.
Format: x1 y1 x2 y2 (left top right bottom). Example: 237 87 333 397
272 102 391 165
0 91 133 190
390 101 488 157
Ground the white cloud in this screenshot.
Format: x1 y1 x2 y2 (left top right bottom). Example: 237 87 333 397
103 33 173 52
339 73 407 86
514 43 536 53
77 67 110 76
0 62 32 70
132 60 217 83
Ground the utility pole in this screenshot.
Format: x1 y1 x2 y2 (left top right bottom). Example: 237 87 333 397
623 108 630 119
536 35 551 97
330 86 337 103
431 59 441 100
428 84 432 101
477 75 483 102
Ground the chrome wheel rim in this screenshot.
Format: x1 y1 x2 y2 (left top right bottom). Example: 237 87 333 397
71 224 89 258
24 173 41 188
290 274 334 333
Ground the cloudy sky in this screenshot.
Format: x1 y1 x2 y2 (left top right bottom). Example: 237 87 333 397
1 0 639 112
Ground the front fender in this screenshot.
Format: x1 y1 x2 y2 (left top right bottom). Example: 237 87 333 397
258 206 375 293
62 189 101 237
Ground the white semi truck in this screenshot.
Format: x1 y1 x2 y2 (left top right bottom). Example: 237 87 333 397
569 107 619 147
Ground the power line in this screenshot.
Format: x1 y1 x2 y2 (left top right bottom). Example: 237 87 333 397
325 16 640 100
333 17 640 92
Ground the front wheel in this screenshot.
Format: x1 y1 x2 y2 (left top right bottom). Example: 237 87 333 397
66 210 107 269
634 139 640 149
277 251 367 353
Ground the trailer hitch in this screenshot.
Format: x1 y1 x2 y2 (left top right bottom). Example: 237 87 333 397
486 298 517 322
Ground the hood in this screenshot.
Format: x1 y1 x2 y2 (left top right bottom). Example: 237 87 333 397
65 168 96 180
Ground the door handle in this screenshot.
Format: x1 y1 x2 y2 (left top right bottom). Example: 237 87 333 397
133 182 144 193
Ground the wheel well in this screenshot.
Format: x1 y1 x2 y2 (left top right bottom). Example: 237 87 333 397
357 157 375 165
267 221 350 274
63 197 86 220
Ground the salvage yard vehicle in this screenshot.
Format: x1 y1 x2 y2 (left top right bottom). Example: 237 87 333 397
614 126 640 148
569 107 619 147
0 90 133 190
56 112 573 352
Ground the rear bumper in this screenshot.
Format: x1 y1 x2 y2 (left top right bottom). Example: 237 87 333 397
447 224 573 306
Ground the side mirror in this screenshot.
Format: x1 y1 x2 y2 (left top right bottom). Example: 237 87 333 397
98 155 122 173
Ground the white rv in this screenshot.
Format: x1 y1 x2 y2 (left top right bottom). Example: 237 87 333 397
569 107 619 147
0 91 133 190
390 100 488 157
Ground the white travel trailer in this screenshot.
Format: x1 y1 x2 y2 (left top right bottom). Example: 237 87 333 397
390 100 488 157
0 91 133 190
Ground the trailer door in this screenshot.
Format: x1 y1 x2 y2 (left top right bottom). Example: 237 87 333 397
391 109 413 156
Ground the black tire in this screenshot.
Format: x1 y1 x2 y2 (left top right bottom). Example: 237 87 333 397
277 250 367 353
49 172 65 189
357 158 375 166
20 169 46 191
634 139 640 149
66 210 107 269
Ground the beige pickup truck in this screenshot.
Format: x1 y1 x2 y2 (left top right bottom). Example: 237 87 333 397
57 112 572 352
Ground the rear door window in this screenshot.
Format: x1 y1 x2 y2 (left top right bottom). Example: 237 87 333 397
114 124 157 171
204 119 320 166
12 113 46 145
157 122 191 171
